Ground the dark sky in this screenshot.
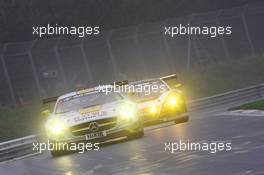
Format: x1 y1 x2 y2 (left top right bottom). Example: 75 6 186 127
0 0 262 44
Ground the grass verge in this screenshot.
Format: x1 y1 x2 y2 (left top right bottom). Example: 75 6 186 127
229 99 264 110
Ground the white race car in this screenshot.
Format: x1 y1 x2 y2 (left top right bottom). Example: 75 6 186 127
42 86 144 157
125 74 189 124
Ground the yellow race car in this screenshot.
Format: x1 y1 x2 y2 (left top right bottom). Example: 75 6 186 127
125 74 189 124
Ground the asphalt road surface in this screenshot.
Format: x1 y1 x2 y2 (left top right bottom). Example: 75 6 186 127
1 109 264 175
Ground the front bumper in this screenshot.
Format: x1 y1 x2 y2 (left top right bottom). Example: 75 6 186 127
47 119 142 144
142 103 188 123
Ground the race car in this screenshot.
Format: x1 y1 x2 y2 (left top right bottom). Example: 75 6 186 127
42 86 144 157
124 74 189 124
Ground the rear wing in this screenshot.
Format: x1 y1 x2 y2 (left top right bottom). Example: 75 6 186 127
160 74 182 89
160 74 177 81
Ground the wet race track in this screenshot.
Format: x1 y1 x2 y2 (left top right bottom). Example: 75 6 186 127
1 109 264 175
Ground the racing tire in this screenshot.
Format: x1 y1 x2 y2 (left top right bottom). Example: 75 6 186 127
174 115 189 124
128 129 144 140
127 120 144 140
51 150 65 157
134 129 145 138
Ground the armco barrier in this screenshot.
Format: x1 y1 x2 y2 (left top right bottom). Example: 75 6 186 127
0 135 40 162
188 84 264 110
0 84 264 162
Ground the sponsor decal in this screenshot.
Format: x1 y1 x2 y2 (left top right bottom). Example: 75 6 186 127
74 111 107 123
79 106 101 115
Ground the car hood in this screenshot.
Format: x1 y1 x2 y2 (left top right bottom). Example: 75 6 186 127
137 99 161 110
136 91 169 109
48 100 124 127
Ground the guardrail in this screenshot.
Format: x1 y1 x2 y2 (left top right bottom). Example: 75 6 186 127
0 84 264 162
0 135 41 162
188 83 264 111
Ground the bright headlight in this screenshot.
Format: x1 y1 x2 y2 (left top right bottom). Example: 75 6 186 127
168 96 177 106
165 94 183 108
119 102 137 120
149 105 158 114
46 119 67 135
51 123 64 134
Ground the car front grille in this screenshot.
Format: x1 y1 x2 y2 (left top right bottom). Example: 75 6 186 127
70 117 117 136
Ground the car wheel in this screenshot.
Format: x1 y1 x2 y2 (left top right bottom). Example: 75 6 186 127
174 115 189 124
51 150 65 157
128 120 144 140
134 129 144 138
128 129 144 140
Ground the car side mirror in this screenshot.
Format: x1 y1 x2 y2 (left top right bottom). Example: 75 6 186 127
41 110 50 118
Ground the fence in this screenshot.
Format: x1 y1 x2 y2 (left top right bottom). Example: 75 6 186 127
0 2 264 105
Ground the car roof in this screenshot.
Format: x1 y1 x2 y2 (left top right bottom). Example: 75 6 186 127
57 85 116 101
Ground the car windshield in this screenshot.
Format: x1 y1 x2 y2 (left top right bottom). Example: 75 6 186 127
126 80 168 102
55 91 122 114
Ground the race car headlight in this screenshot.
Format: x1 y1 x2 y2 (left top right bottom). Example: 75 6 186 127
149 105 158 114
168 96 177 106
119 102 137 121
46 119 67 136
165 94 182 107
